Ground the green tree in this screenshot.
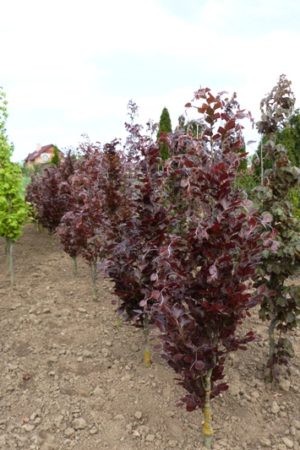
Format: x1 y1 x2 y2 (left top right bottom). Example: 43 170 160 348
51 145 61 166
0 87 28 286
157 107 172 160
277 109 300 167
277 111 300 215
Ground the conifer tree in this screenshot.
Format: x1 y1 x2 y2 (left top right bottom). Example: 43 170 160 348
51 145 61 166
157 107 172 160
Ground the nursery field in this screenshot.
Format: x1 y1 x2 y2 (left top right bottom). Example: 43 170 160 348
0 225 300 450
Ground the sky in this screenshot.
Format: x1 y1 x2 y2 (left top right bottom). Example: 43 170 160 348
1 0 300 162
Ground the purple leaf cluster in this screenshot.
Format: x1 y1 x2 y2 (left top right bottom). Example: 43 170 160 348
26 152 75 233
57 141 128 266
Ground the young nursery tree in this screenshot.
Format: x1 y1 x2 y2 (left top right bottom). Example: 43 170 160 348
255 74 300 380
58 141 128 298
106 113 167 365
148 88 274 448
0 87 28 286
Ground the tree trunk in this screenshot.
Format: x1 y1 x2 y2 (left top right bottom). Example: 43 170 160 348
202 369 214 449
72 256 78 276
260 140 264 185
266 316 278 381
6 238 14 287
90 262 98 301
143 315 151 368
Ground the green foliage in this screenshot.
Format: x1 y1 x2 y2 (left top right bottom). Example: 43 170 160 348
0 160 28 241
238 147 248 172
288 187 300 219
51 145 60 166
0 86 8 135
158 107 172 134
277 109 300 167
234 170 257 198
157 107 172 160
0 88 28 243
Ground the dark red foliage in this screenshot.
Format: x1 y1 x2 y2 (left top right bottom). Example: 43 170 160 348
26 152 76 233
57 140 128 265
144 89 273 411
106 138 167 325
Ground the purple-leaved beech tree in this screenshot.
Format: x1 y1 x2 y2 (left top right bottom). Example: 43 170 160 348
144 89 275 448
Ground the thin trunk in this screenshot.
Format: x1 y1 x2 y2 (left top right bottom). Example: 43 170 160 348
260 140 264 185
202 369 214 449
4 239 9 256
7 238 14 287
114 299 123 329
267 316 278 381
90 262 98 301
72 256 78 276
143 315 151 368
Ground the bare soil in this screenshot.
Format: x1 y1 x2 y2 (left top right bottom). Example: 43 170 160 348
0 225 300 450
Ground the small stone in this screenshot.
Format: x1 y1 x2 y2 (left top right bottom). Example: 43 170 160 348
72 417 87 430
114 414 125 421
146 434 155 442
136 425 149 436
168 440 178 448
279 379 291 392
93 386 103 396
30 412 40 421
102 348 109 357
271 401 280 414
260 437 272 447
23 423 35 432
251 390 260 400
293 420 300 430
282 437 294 448
77 308 87 313
134 411 142 420
64 427 75 437
89 426 98 435
54 415 64 427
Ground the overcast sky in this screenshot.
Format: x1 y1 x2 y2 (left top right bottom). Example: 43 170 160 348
2 0 300 162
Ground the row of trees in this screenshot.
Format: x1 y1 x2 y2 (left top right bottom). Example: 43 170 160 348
24 76 300 448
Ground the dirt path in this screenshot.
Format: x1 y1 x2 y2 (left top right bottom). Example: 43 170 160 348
0 225 300 450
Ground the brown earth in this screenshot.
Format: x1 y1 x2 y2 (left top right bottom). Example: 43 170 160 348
0 224 299 450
